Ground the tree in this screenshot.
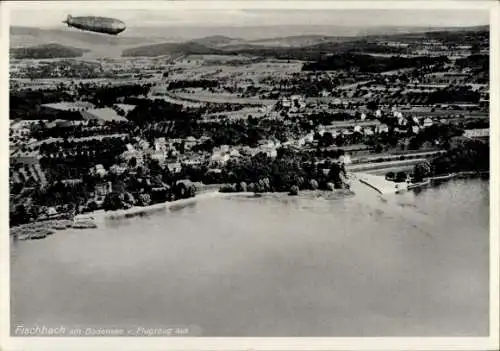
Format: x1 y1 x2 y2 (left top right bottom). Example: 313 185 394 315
138 193 151 206
335 134 345 147
408 137 423 150
149 159 163 177
309 179 319 190
322 132 335 147
102 192 124 211
471 44 481 55
187 185 197 198
366 100 378 111
179 141 186 154
328 162 343 187
289 185 299 196
87 201 98 212
395 171 407 182
173 181 189 200
129 157 137 168
237 181 247 192
10 204 28 226
413 161 431 181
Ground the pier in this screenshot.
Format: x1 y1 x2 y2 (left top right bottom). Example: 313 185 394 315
354 172 400 195
346 172 401 200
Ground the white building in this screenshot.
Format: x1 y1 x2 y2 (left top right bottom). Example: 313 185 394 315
339 154 352 165
184 136 198 150
296 133 315 146
259 141 279 158
219 145 230 153
463 128 489 138
290 95 306 108
377 124 389 133
363 127 375 136
211 151 230 166
138 139 150 150
166 162 182 173
150 150 167 166
423 118 433 128
155 138 167 151
109 164 127 175
93 164 107 177
229 149 241 158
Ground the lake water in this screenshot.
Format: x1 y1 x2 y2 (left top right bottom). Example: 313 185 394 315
10 179 489 336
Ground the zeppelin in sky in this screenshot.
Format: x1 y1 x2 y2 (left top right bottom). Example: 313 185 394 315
63 15 126 35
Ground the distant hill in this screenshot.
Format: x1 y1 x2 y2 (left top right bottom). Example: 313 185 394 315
10 26 164 58
119 24 487 41
10 25 489 59
220 27 489 61
121 42 224 57
188 35 245 47
10 43 89 59
367 26 489 42
247 35 340 47
10 26 149 47
122 34 359 58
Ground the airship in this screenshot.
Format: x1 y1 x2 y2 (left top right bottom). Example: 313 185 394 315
63 15 126 35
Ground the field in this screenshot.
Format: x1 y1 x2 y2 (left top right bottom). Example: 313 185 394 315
170 91 277 106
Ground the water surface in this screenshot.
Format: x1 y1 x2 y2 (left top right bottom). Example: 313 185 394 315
11 179 489 336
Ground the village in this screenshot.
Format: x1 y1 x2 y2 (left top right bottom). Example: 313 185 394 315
9 27 490 231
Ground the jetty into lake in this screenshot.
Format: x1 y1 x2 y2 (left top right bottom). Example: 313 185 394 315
349 172 401 196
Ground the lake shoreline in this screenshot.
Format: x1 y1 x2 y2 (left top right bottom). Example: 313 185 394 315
10 189 355 240
94 189 356 221
10 170 488 240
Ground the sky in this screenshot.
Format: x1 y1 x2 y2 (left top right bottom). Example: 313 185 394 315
7 1 490 28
